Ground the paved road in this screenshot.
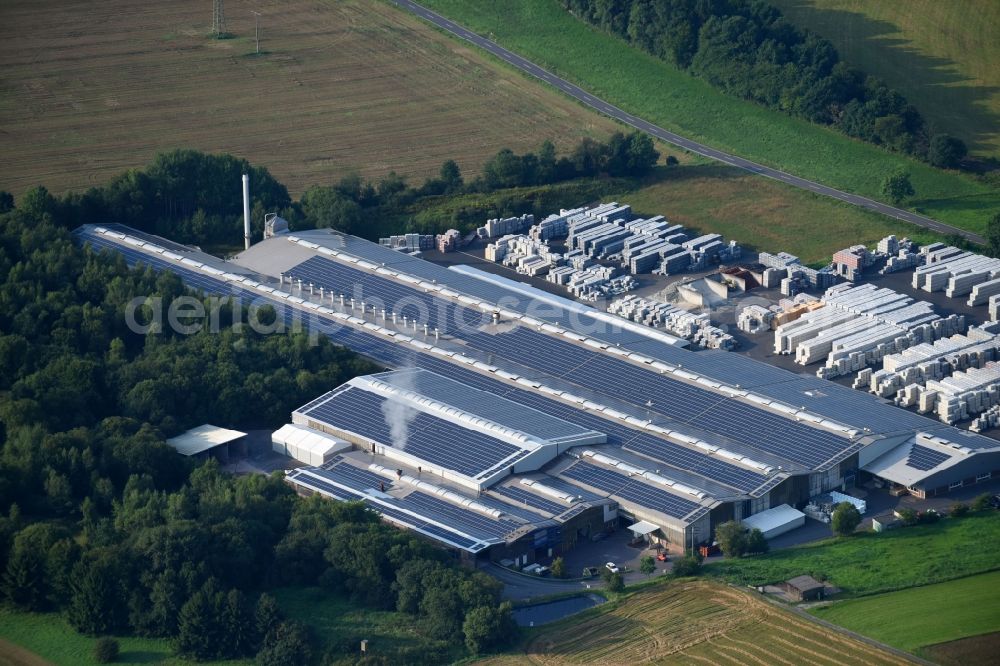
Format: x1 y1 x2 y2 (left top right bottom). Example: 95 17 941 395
481 562 605 602
393 0 983 245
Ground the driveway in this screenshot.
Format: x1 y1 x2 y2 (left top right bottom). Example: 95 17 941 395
482 562 605 602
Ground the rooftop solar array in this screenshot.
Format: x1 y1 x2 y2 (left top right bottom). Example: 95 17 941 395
77 228 775 496
286 469 482 550
283 252 856 469
369 368 602 444
288 233 662 346
401 491 521 539
80 225 1000 542
312 463 392 492
468 491 548 521
411 355 769 493
560 460 702 519
301 386 526 478
461 327 854 469
99 224 202 254
287 240 1000 448
492 484 567 516
906 445 951 471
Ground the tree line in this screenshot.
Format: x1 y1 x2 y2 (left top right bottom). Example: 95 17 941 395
299 131 660 237
9 131 660 253
562 0 967 168
0 196 517 663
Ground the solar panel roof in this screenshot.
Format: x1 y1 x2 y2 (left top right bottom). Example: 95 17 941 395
492 484 567 516
286 469 484 550
311 463 392 493
301 386 525 478
560 460 702 520
906 444 951 471
78 229 775 494
283 252 855 469
81 225 999 531
367 367 602 444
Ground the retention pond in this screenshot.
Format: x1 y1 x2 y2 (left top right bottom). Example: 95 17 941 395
512 594 605 627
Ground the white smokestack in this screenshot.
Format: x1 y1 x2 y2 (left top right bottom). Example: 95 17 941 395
242 174 251 250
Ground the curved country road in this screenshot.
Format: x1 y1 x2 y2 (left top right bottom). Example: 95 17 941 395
393 0 983 245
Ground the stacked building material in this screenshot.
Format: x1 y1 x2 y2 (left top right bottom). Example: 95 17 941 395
379 233 434 252
905 362 1000 424
609 295 736 349
737 304 776 334
436 229 461 253
832 245 875 281
854 325 1000 398
559 202 740 275
485 235 561 277
780 266 838 296
758 251 801 271
774 283 965 378
477 214 534 239
880 236 923 274
526 206 592 242
970 404 1000 432
968 278 1000 307
912 247 1000 295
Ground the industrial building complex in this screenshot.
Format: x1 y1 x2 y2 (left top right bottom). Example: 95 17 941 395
76 220 1000 565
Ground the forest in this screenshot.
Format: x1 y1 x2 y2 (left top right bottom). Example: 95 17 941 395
0 155 529 663
561 0 967 167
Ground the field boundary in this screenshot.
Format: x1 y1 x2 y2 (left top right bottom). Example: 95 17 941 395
755 588 934 665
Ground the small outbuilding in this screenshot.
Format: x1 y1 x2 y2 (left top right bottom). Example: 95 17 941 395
780 575 825 601
166 424 247 462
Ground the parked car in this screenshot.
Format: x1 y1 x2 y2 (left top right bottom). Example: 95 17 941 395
605 562 620 574
582 566 600 578
590 531 608 542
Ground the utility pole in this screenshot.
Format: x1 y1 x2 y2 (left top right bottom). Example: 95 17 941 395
212 0 226 38
251 10 261 54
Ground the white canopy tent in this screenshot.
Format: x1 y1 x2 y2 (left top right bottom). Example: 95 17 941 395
741 504 805 539
272 424 351 466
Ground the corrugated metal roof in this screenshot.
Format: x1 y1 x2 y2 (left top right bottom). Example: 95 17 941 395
166 424 246 456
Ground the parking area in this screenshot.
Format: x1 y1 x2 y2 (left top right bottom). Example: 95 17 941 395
559 528 671 582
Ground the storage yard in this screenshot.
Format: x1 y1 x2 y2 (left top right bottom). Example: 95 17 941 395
74 211 1000 566
483 202 741 302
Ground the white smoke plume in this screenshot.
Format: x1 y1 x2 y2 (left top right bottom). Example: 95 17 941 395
380 368 418 451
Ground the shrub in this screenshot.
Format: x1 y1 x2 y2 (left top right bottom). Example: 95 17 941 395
831 502 862 536
93 637 119 663
972 493 993 512
897 508 919 526
550 556 565 579
950 503 970 518
605 572 625 593
671 554 702 577
928 134 967 169
745 528 769 554
715 521 748 558
918 510 941 524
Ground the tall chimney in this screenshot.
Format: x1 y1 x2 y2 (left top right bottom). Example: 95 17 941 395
242 174 251 250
